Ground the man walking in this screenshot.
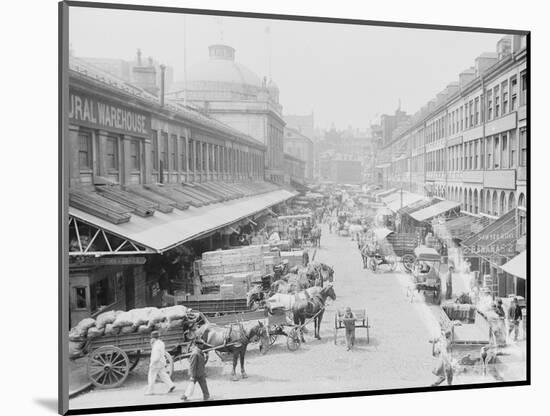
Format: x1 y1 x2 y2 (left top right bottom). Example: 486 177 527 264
145 331 175 395
342 307 357 351
181 339 210 402
445 266 454 300
508 297 523 342
431 331 453 386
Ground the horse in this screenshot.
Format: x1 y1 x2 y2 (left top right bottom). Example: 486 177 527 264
194 320 270 381
292 284 336 342
306 262 334 287
310 226 322 247
266 286 324 310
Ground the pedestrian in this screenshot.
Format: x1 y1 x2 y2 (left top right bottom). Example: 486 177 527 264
342 306 357 351
431 331 453 386
145 331 176 395
508 297 523 342
445 265 454 300
492 298 506 344
181 339 210 402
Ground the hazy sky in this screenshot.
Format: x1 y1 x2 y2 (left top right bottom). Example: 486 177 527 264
69 7 504 130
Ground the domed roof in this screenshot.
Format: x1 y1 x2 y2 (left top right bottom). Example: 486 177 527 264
185 44 263 89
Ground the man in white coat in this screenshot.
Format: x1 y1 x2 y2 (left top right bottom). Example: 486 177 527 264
145 331 176 395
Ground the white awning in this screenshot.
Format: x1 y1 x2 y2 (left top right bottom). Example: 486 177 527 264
69 189 296 253
410 200 461 222
386 193 427 212
501 250 527 279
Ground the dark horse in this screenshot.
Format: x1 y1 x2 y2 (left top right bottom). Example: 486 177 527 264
292 285 336 342
194 321 270 381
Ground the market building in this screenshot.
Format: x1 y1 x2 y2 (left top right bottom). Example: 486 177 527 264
67 56 296 327
168 44 286 184
374 34 528 299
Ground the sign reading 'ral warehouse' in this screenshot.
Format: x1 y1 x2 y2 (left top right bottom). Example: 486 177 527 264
69 91 151 137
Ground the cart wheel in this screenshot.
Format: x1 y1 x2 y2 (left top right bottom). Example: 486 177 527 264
128 351 141 372
269 333 278 345
287 328 301 351
87 346 130 389
164 352 174 378
402 255 415 273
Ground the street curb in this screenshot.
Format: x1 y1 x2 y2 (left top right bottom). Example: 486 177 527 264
69 382 93 399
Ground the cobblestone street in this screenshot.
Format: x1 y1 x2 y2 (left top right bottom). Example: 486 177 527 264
70 225 505 410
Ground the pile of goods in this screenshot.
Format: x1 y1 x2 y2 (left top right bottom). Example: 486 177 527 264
197 245 281 298
279 251 305 269
68 305 192 359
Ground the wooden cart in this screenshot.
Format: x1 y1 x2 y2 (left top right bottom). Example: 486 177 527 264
333 308 370 345
266 308 305 351
83 324 194 389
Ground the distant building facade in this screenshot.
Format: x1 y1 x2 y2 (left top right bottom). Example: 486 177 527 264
283 127 314 181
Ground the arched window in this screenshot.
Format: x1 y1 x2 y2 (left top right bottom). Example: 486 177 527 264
459 188 463 210
508 192 516 209
492 192 498 216
518 193 526 208
486 190 492 214
479 189 485 213
468 189 473 212
474 189 479 214
500 191 507 214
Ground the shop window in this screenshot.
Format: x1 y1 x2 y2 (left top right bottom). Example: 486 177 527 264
520 71 527 106
106 136 118 171
520 129 527 166
78 131 92 171
130 140 140 171
171 135 177 171
90 275 117 313
151 130 158 171
74 287 87 310
510 76 518 110
502 80 509 114
161 132 169 170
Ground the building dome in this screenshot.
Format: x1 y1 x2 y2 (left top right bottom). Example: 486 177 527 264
171 45 265 99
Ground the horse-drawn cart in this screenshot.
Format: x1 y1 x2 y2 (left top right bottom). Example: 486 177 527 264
83 324 195 389
408 246 443 305
333 308 370 345
267 307 303 351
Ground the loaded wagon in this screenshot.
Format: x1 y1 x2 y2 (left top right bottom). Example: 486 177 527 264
408 246 443 304
80 316 201 389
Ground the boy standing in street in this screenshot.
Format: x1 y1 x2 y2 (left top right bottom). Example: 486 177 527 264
342 307 357 351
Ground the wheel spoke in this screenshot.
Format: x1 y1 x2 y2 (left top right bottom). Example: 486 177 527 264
94 354 106 365
111 368 125 378
111 356 126 367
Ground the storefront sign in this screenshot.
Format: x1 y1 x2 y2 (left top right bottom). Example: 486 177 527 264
69 91 150 137
464 210 518 257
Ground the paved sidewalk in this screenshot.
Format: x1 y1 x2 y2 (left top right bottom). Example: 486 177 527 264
69 357 91 396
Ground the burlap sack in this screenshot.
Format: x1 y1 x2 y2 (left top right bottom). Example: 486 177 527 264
104 323 120 336
120 324 138 334
112 312 133 328
161 305 189 322
95 310 119 329
87 326 105 339
147 308 165 325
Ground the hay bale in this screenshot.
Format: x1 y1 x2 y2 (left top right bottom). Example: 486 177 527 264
147 308 165 325
120 325 137 334
112 311 134 328
95 310 120 330
161 305 189 322
87 327 105 339
104 323 120 336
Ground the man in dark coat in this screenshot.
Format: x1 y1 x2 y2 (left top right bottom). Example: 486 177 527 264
181 340 210 401
508 297 523 341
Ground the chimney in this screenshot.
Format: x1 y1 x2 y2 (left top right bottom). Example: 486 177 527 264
512 34 525 52
459 67 476 89
160 64 166 107
474 53 498 77
496 36 512 60
132 53 159 96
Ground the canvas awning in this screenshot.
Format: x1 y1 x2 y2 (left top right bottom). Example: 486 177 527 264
500 250 527 279
372 227 393 240
410 200 461 222
433 215 493 241
375 188 397 198
69 188 296 253
386 193 427 212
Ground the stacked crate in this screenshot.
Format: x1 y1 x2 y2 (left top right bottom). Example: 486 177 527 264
197 245 276 297
280 251 304 268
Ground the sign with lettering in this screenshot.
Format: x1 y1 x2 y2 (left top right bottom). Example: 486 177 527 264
69 91 150 137
463 209 518 257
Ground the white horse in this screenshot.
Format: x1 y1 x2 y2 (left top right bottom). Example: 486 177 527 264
266 286 324 310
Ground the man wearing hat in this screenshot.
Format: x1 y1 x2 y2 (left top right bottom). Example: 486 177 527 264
145 331 176 395
181 339 210 401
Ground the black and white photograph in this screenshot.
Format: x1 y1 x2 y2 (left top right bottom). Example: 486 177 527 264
59 2 529 414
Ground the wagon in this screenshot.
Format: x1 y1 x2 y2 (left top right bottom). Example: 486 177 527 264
333 308 370 345
83 322 197 389
408 246 442 304
266 307 304 351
